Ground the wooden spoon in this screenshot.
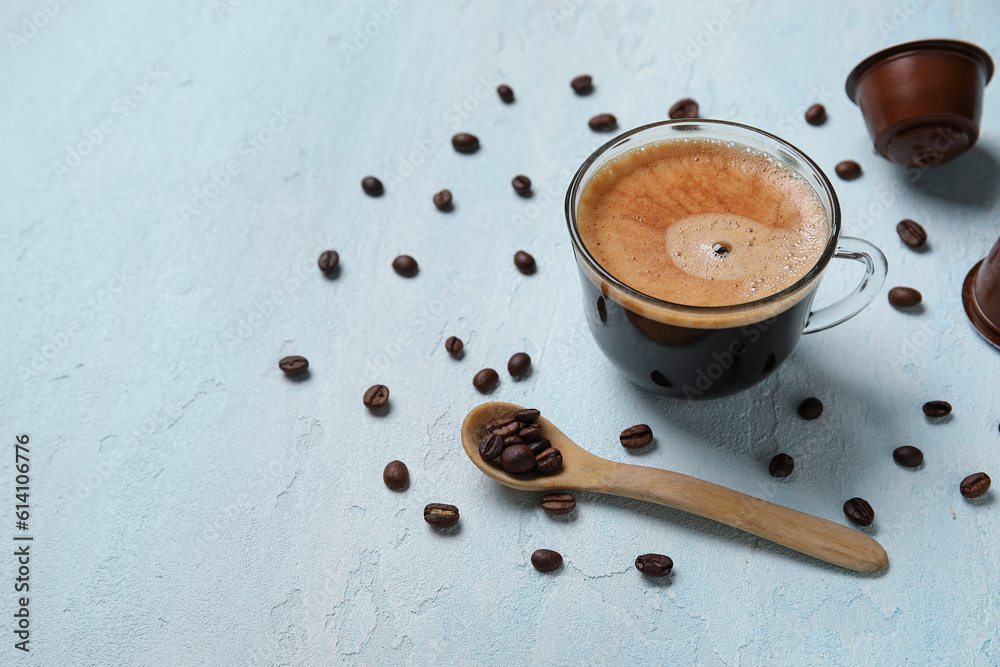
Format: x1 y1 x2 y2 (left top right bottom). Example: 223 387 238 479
462 401 888 573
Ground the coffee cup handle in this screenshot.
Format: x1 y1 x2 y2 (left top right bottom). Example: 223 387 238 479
802 236 888 334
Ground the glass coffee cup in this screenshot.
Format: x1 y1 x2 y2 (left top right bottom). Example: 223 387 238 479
565 120 887 399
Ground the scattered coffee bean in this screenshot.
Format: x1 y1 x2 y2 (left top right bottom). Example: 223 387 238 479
392 255 418 277
486 417 521 438
278 355 309 377
570 74 593 95
531 548 562 572
528 437 551 455
768 453 795 478
383 461 409 490
620 424 653 449
519 423 543 442
363 384 389 410
541 493 576 515
445 336 464 356
888 286 922 308
479 433 506 460
512 174 532 196
433 189 453 211
497 84 515 103
896 219 927 248
535 447 563 474
922 400 952 418
508 352 531 377
798 397 824 420
669 98 699 119
501 444 536 473
960 472 991 499
843 497 875 526
424 503 459 527
835 160 862 180
317 250 339 273
515 408 540 423
635 553 673 577
452 133 480 154
893 446 923 467
361 176 384 196
589 113 617 132
804 104 827 125
473 368 499 393
514 250 536 274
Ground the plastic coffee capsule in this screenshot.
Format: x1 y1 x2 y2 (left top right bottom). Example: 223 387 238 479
963 234 1000 350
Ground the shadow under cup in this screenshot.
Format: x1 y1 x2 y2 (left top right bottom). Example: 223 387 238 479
565 120 887 399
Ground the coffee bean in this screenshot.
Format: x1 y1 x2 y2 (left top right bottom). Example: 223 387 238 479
508 352 531 377
503 435 525 448
669 98 699 119
589 113 617 132
570 75 593 95
768 453 795 478
896 219 927 248
835 160 862 180
486 417 521 438
497 84 515 103
361 176 384 196
278 355 309 377
541 493 576 515
635 553 673 577
531 548 562 572
317 250 339 273
843 497 875 526
512 175 532 196
452 133 480 154
383 461 409 490
960 472 991 499
514 250 536 274
528 437 551 455
392 255 418 277
424 503 459 527
534 447 563 474
888 286 922 308
501 444 536 473
445 336 463 356
479 433 506 460
515 408 540 423
619 424 653 449
363 384 389 410
798 397 824 420
922 400 951 418
433 189 453 211
519 423 543 442
893 446 923 467
473 368 499 393
804 104 827 126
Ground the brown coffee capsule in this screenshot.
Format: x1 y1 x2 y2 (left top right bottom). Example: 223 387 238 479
962 234 1000 350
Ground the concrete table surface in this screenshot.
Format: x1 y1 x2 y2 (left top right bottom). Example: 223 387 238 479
3 0 999 665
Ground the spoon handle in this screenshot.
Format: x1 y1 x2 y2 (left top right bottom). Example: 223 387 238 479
599 462 887 573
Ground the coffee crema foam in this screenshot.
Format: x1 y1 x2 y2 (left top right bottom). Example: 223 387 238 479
577 138 830 311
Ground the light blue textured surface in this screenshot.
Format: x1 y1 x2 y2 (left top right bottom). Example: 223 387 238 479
3 1 1000 665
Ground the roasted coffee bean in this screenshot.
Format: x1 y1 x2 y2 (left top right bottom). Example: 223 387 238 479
363 384 389 410
514 250 536 274
445 336 463 355
433 189 453 211
531 548 563 572
503 435 525 448
508 352 531 377
798 397 824 420
424 503 459 527
804 104 827 125
512 174 532 196
896 219 927 248
278 355 309 376
571 74 593 95
479 433 506 460
888 286 922 308
392 255 418 277
922 400 952 418
528 437 551 455
473 368 499 393
835 160 862 180
669 98 699 119
383 460 409 490
541 493 576 515
589 113 617 132
361 176 384 196
960 472 991 499
768 453 795 478
497 84 515 103
843 497 875 526
515 408 540 423
520 423 543 442
501 444 536 473
535 447 563 474
635 553 673 577
486 417 521 438
317 250 339 273
619 424 653 449
893 446 923 467
452 133 480 154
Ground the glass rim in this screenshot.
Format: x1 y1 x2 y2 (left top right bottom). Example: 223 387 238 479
564 118 843 317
